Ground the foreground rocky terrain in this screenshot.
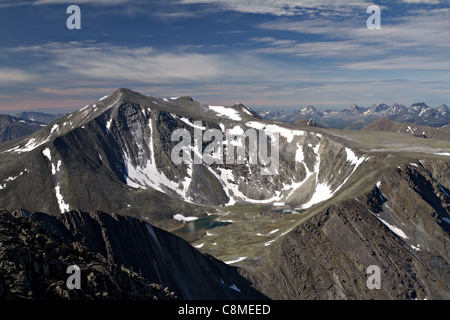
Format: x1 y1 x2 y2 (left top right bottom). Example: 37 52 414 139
0 210 176 300
0 209 266 300
238 160 450 300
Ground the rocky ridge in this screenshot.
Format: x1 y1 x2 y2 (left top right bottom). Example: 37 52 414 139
0 208 267 300
239 160 450 300
0 209 176 300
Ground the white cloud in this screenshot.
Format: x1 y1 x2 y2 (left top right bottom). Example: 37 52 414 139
179 0 369 16
33 0 130 4
251 38 387 58
402 0 439 3
341 57 450 71
0 68 35 84
0 0 130 6
255 8 450 64
51 45 237 83
7 42 289 85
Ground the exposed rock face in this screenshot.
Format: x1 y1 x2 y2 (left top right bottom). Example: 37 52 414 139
0 89 368 228
240 161 450 300
1 209 267 300
0 210 176 300
231 103 262 119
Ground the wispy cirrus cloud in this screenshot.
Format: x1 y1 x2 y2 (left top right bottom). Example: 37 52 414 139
254 7 450 70
179 0 370 16
0 0 139 8
402 0 440 3
0 68 35 84
250 37 387 58
49 44 239 83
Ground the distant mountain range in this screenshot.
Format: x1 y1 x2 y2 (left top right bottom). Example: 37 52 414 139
260 102 450 129
1 102 447 144
0 112 65 143
0 115 46 143
15 111 65 125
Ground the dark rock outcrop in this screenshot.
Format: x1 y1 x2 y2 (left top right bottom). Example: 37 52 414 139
0 210 176 300
1 209 267 300
240 161 450 300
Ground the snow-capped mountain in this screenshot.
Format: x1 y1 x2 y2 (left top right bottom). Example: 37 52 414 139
261 102 450 129
0 88 367 221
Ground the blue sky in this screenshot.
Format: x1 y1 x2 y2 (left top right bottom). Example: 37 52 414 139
1 0 450 113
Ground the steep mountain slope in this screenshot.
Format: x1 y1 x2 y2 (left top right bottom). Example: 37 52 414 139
362 118 450 141
239 159 450 300
0 88 369 229
231 103 262 119
260 102 450 129
1 208 266 300
0 209 177 300
0 115 45 143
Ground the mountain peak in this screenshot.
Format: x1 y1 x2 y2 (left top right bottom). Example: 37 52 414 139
438 104 449 112
369 103 390 113
392 103 406 109
301 105 318 112
108 88 147 103
300 105 321 114
231 103 262 118
114 87 134 95
410 102 429 109
348 104 361 111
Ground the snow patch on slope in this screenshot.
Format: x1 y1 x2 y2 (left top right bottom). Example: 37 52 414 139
172 114 206 130
42 148 52 161
224 256 246 264
208 105 242 121
123 114 193 202
173 214 198 222
106 118 113 132
55 184 69 213
301 147 365 209
378 217 409 239
246 121 305 143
